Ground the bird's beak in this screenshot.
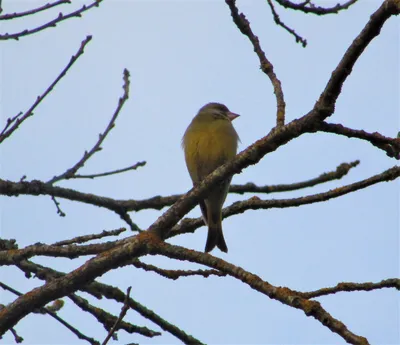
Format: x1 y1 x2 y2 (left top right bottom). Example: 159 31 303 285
227 112 240 121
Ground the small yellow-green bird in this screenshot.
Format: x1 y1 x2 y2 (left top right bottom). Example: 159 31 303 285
182 102 240 253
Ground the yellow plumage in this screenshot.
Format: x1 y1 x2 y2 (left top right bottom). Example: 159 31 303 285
182 103 240 253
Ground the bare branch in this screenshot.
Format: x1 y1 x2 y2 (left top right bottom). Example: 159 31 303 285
14 259 205 345
0 36 92 144
0 0 70 20
131 259 227 280
0 160 360 216
313 0 400 121
73 161 147 179
154 242 369 345
0 282 100 345
230 160 360 194
266 0 307 46
317 122 400 159
47 69 131 184
9 327 23 343
169 165 400 237
51 196 66 217
1 3 398 334
0 241 118 264
68 292 159 339
0 1 102 40
274 0 359 15
53 228 126 246
300 278 400 299
225 0 286 126
0 112 22 137
101 287 134 345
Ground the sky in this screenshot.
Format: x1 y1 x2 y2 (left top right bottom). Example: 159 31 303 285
0 0 399 344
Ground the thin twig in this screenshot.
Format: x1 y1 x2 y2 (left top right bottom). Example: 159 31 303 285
9 328 23 343
47 68 131 184
0 36 92 144
102 287 132 345
0 1 102 40
73 161 146 179
68 292 159 339
274 0 359 15
53 228 126 246
225 0 286 126
51 196 66 217
131 259 226 280
0 112 22 136
0 0 70 20
266 0 307 46
300 278 400 299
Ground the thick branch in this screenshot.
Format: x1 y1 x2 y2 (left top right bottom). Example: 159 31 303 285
0 282 99 345
14 259 205 345
313 0 400 120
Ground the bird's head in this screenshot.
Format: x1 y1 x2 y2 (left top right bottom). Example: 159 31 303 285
197 102 240 122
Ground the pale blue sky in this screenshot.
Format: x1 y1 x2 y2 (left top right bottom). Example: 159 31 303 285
1 1 399 344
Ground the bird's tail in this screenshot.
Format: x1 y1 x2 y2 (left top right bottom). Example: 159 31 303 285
205 221 228 253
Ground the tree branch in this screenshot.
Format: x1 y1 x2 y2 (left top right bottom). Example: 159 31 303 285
101 287 133 345
225 0 286 126
153 242 369 345
13 259 205 345
47 68 131 184
0 1 102 40
68 292 159 339
0 0 70 20
53 228 126 246
317 122 400 159
0 282 99 345
230 160 359 194
313 0 400 121
266 0 307 46
0 35 92 144
131 259 227 280
300 278 400 299
73 161 146 179
169 165 400 237
0 160 360 215
274 0 359 15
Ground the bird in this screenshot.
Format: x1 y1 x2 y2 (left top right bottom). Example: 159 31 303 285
182 102 240 253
